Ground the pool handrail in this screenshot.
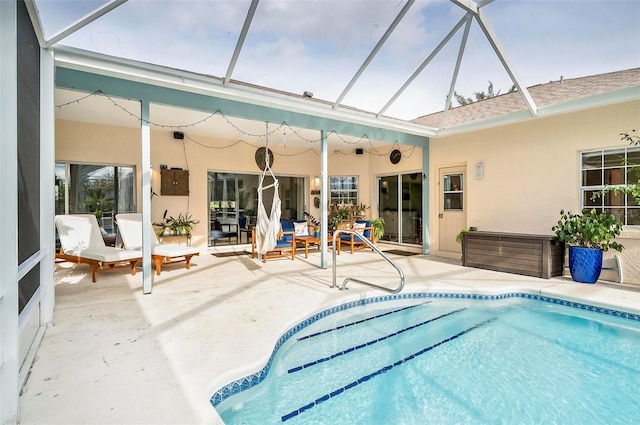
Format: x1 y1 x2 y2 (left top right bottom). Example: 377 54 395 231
331 229 405 293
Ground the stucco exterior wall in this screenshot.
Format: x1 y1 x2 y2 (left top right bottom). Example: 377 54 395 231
55 119 404 249
429 99 640 283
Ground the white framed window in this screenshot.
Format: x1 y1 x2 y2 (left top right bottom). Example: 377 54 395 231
329 176 359 206
55 162 137 241
580 147 640 225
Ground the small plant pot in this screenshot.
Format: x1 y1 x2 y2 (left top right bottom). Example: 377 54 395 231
568 246 603 284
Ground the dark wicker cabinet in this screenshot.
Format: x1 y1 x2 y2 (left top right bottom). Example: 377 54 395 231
161 169 189 196
462 231 564 279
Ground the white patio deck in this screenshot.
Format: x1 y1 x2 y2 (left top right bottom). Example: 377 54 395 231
18 245 640 424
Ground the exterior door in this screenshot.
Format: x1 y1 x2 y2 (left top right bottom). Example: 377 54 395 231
378 175 398 242
439 166 466 253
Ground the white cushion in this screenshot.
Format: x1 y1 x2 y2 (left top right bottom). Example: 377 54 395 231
66 247 141 263
115 213 160 249
55 214 107 251
353 222 367 233
116 213 199 258
294 222 309 236
152 244 199 257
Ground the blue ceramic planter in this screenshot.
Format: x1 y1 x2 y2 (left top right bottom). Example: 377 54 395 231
568 246 603 284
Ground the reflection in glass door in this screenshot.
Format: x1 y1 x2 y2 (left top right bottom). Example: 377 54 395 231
208 172 305 246
402 173 423 244
378 175 398 242
378 173 423 245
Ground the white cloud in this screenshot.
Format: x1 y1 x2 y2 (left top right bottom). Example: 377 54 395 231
41 0 640 120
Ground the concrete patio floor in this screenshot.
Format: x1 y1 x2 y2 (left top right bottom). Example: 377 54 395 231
18 245 640 424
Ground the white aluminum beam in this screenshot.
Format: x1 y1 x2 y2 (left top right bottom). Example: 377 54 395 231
0 1 19 423
477 0 496 8
224 0 259 86
333 0 415 109
377 13 470 117
320 130 328 269
40 48 56 325
54 46 437 137
23 0 46 47
45 0 128 48
472 10 538 116
141 100 153 294
450 0 478 14
450 0 537 117
440 15 472 129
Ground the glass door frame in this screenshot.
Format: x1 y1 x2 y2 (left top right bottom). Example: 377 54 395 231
207 171 308 247
377 171 423 247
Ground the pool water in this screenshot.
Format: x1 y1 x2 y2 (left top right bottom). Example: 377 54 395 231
215 297 640 424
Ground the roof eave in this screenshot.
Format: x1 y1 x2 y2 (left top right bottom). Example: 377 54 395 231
434 85 640 137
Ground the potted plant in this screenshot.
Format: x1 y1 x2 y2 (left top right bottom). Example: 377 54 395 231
552 209 624 283
456 226 477 263
153 210 199 237
370 217 385 241
456 226 477 244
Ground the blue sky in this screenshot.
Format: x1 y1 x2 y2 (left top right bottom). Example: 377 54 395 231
37 0 640 120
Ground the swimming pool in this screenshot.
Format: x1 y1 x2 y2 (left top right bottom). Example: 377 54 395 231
212 293 640 424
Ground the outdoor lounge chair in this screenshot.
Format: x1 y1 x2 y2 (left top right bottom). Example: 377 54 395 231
115 213 200 275
336 220 375 254
54 214 142 283
251 226 296 262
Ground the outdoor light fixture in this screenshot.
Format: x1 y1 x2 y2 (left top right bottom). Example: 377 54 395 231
311 176 321 195
475 162 484 180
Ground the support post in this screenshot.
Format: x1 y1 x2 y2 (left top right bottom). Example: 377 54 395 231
320 130 328 269
40 48 55 324
422 140 430 254
141 101 152 294
0 1 19 422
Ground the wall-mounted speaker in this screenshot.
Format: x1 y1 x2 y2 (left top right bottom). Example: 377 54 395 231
355 148 363 155
173 131 184 140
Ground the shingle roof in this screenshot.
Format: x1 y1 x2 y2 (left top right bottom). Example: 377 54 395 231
412 68 640 128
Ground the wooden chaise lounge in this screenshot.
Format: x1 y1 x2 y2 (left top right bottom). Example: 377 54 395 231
55 214 142 283
116 213 200 275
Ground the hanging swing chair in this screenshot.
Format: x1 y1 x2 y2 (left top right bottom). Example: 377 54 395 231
253 123 296 262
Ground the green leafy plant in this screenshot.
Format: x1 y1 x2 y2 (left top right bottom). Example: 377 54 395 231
330 206 353 228
370 217 385 241
153 210 199 237
592 129 640 207
456 226 477 243
552 209 624 252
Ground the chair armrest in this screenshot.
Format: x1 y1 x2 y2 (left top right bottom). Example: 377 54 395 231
280 230 296 244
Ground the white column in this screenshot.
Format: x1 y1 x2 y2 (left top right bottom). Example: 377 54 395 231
141 101 153 294
0 0 19 423
422 141 430 254
40 48 55 324
320 130 328 269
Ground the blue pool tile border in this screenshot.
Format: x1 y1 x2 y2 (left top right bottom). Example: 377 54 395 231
209 291 640 407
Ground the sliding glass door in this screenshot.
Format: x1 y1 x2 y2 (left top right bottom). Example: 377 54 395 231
378 175 398 243
208 172 305 246
378 173 423 246
55 162 136 245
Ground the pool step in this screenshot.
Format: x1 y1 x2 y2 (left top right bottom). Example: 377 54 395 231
281 316 497 422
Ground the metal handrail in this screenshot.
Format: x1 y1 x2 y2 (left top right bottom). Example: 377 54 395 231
331 229 405 293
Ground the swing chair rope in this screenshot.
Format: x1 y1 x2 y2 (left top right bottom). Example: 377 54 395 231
255 122 282 257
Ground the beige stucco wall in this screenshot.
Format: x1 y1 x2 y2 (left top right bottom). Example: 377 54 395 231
55 120 422 250
429 99 640 283
56 98 639 283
